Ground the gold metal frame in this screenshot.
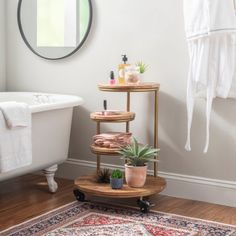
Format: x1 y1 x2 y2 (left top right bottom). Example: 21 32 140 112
94 83 160 177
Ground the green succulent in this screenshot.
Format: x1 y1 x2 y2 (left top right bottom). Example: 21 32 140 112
118 137 159 166
111 169 123 179
136 61 148 74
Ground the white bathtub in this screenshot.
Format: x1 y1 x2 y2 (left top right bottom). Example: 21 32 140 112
0 92 83 192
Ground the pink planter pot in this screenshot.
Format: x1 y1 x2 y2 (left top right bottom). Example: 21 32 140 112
125 164 147 188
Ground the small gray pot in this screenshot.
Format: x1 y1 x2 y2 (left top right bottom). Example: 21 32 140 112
110 177 123 189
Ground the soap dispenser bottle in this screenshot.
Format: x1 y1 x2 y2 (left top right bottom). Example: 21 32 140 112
118 55 129 84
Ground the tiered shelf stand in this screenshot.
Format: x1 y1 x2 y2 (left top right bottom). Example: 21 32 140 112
74 82 166 213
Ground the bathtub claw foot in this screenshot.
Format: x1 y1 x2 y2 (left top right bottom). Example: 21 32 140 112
43 164 58 193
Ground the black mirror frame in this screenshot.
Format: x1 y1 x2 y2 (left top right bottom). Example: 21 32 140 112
17 0 93 60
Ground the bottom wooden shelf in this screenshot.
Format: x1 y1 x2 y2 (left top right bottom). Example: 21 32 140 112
74 175 166 198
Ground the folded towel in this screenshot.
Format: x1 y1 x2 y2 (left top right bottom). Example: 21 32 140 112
0 102 32 173
0 102 30 129
184 0 236 153
93 132 132 148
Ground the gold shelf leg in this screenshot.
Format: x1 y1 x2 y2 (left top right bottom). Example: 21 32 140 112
97 122 101 173
97 121 101 134
126 92 130 133
154 90 159 177
97 155 101 173
125 92 131 165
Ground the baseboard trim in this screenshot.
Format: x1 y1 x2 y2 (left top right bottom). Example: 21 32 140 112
57 158 236 207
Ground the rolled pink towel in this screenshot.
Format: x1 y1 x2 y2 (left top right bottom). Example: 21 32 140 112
93 132 132 148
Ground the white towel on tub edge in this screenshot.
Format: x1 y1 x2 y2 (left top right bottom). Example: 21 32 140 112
0 103 32 173
0 102 30 128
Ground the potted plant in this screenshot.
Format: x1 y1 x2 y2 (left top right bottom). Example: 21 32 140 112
110 169 123 189
96 169 111 183
118 137 159 188
136 61 148 82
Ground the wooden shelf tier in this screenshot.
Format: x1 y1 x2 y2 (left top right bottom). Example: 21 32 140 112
98 82 160 92
90 144 121 156
74 175 166 198
90 111 135 123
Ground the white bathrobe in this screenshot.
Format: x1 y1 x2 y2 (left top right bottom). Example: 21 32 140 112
184 0 236 153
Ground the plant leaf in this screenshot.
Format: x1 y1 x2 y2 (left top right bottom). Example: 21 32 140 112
138 144 149 156
133 137 139 156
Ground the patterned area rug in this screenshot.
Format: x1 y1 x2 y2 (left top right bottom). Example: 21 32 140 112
1 201 236 236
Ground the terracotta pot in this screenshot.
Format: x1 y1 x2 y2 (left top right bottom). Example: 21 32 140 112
125 164 147 187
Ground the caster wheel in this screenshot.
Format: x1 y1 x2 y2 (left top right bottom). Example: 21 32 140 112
73 189 86 202
138 199 150 213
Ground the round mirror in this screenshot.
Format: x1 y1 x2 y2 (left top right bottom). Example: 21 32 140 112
17 0 92 60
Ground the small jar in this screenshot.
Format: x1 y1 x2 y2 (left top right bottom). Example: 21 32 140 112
125 66 140 84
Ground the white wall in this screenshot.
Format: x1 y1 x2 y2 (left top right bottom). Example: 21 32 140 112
0 0 6 91
5 0 236 205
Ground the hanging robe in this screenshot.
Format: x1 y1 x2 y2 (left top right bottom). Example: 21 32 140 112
183 0 236 153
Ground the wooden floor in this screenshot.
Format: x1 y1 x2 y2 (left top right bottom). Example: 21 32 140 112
0 175 236 231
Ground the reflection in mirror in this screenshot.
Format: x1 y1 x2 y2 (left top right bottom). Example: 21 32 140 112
18 0 92 60
37 0 77 47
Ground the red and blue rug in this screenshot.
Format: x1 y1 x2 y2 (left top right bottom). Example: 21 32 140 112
1 201 236 236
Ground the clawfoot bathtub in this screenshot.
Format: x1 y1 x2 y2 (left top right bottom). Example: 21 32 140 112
0 92 83 192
